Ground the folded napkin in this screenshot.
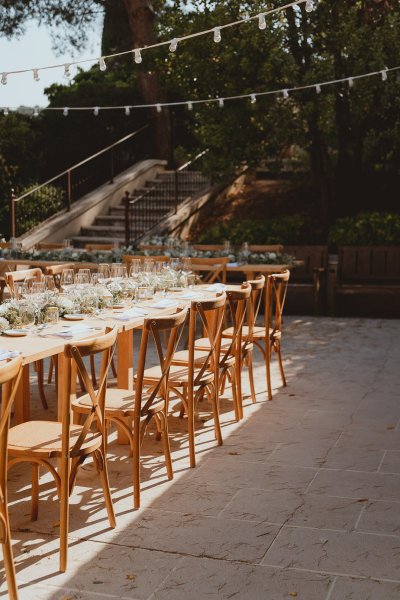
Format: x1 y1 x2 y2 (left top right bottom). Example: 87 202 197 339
150 299 178 309
113 307 148 321
56 325 97 339
0 349 20 361
179 291 202 299
206 283 227 292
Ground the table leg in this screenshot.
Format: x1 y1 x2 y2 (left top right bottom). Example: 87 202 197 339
14 364 30 424
117 329 134 444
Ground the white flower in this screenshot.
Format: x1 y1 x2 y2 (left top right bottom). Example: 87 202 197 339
0 316 9 331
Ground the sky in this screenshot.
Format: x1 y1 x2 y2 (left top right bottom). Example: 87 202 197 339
0 20 102 109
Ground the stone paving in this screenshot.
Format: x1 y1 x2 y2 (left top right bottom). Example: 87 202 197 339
1 317 400 599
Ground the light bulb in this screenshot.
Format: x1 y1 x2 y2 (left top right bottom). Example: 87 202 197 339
241 13 250 22
282 89 289 98
348 78 354 88
218 98 224 108
134 48 142 64
99 57 107 71
94 106 99 116
381 69 388 81
125 106 131 116
63 107 69 117
4 107 9 116
305 0 314 12
33 68 40 82
251 93 257 104
64 64 71 78
33 106 39 117
213 27 222 43
169 38 178 52
315 84 321 94
258 13 267 30
1 72 8 85
187 101 193 111
156 104 162 113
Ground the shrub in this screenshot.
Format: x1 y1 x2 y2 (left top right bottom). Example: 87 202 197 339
329 212 400 246
197 214 317 245
15 184 66 236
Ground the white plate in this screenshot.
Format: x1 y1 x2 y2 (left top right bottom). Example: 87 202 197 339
63 314 85 321
3 329 28 337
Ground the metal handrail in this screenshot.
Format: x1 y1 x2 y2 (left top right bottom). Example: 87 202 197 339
14 125 150 203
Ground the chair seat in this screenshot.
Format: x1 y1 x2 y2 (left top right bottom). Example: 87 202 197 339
8 421 101 458
194 337 232 351
171 349 210 366
139 364 214 387
222 326 280 340
73 388 165 419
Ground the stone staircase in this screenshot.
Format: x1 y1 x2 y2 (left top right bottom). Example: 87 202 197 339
71 169 210 247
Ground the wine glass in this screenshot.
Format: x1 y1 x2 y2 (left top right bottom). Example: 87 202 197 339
98 263 110 283
19 304 36 330
60 268 75 292
77 269 91 285
44 275 56 292
13 282 27 300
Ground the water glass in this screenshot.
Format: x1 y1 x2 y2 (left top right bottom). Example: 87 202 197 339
60 269 75 291
19 304 36 329
45 306 59 324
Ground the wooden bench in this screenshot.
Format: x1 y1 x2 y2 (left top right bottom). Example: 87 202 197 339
333 246 400 317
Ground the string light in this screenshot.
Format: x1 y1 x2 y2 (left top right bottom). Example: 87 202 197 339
381 69 388 81
99 57 107 71
1 73 7 85
3 108 9 116
33 68 40 82
315 84 321 94
258 13 267 30
134 48 142 64
213 27 222 43
64 64 71 78
0 1 313 82
63 107 69 117
93 106 99 116
169 38 179 52
251 93 257 103
4 64 398 117
33 106 39 117
125 106 131 116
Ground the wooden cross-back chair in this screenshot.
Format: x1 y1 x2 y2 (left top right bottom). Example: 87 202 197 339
221 276 265 416
73 308 188 509
252 270 290 400
169 293 226 467
190 257 229 284
5 268 43 297
0 356 23 600
194 284 252 421
8 328 118 573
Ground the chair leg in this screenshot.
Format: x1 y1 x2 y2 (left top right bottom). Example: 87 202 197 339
2 527 18 600
47 357 54 384
59 456 70 572
31 463 40 521
265 341 273 401
187 387 196 469
247 352 257 405
276 342 287 387
160 414 173 480
209 385 223 446
229 367 241 422
133 416 141 509
235 355 244 419
95 450 116 528
36 361 48 410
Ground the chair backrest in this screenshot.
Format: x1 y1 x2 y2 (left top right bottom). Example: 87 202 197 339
221 283 252 365
63 327 118 459
188 293 226 387
245 275 265 342
0 356 23 511
135 308 188 417
5 268 42 295
37 243 64 250
191 257 230 284
248 245 284 253
191 244 225 252
139 245 168 252
85 244 114 252
265 270 290 337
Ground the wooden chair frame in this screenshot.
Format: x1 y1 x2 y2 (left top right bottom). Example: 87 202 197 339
190 257 229 284
0 356 23 600
5 268 43 297
8 328 118 572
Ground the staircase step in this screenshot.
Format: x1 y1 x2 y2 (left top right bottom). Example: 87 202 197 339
110 205 173 216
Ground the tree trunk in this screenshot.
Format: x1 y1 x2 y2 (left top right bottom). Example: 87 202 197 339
121 0 172 163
